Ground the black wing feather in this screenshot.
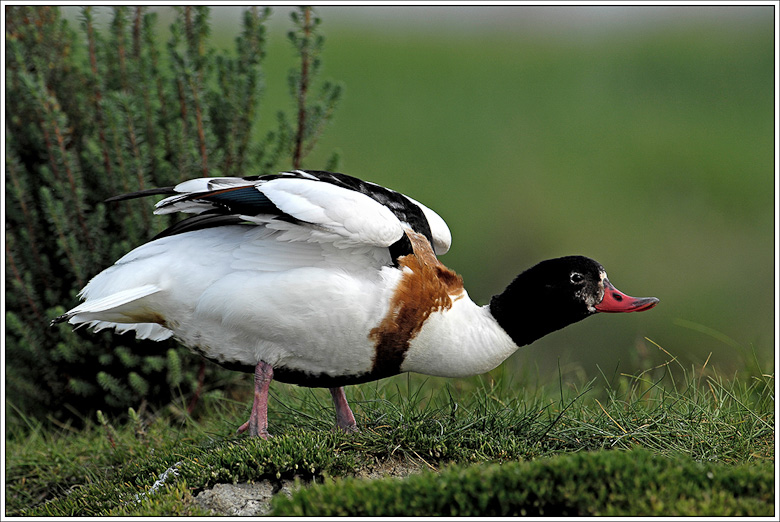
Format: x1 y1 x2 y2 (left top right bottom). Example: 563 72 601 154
104 186 176 203
190 186 278 216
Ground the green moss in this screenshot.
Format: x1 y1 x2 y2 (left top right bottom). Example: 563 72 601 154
270 448 775 517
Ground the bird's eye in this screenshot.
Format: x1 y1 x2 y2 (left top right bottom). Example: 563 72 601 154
570 272 585 284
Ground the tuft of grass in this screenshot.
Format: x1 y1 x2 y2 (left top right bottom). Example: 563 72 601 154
4 349 774 516
108 481 212 517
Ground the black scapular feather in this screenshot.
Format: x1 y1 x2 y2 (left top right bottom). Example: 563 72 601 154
194 186 277 216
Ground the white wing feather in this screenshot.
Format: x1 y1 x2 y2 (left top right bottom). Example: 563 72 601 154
258 178 405 247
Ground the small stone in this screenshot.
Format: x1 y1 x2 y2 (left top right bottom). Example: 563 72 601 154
194 460 423 516
195 480 294 516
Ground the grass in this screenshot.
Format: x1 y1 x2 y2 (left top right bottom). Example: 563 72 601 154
5 343 774 516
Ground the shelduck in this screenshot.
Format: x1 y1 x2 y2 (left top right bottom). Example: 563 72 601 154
54 170 658 438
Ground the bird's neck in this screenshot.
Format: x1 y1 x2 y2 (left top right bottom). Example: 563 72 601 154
400 297 522 378
402 272 595 379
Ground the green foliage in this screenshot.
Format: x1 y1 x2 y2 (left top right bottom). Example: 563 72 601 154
269 448 774 517
5 5 342 424
166 348 182 387
286 7 343 169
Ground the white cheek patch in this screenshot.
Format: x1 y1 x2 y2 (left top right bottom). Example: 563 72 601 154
593 271 608 311
579 291 598 312
579 270 607 313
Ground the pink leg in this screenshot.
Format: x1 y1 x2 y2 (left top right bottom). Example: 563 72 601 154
237 361 274 439
329 387 358 432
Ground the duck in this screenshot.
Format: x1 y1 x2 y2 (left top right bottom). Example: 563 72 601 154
54 169 658 438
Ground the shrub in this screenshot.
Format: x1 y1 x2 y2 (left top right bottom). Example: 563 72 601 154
5 5 342 424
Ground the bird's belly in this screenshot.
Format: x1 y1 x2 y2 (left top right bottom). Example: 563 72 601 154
170 267 400 381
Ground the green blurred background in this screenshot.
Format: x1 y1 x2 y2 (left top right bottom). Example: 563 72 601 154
70 6 775 382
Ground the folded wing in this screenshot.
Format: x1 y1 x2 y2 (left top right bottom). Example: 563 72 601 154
153 170 451 253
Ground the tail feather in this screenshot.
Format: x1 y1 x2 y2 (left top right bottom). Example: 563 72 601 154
52 284 173 341
82 320 173 341
65 284 161 318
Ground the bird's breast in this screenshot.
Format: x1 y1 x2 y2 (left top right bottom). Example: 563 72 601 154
368 230 465 376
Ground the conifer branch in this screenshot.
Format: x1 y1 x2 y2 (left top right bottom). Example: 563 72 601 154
303 82 343 159
236 7 268 174
174 78 190 182
189 76 209 177
112 7 130 91
176 76 189 136
5 241 43 322
288 7 341 170
132 7 142 60
184 6 195 69
118 96 151 231
106 101 131 195
5 141 42 264
292 7 314 170
145 12 172 160
41 187 85 288
181 6 210 176
42 93 95 251
134 7 157 166
83 7 113 178
39 114 61 182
